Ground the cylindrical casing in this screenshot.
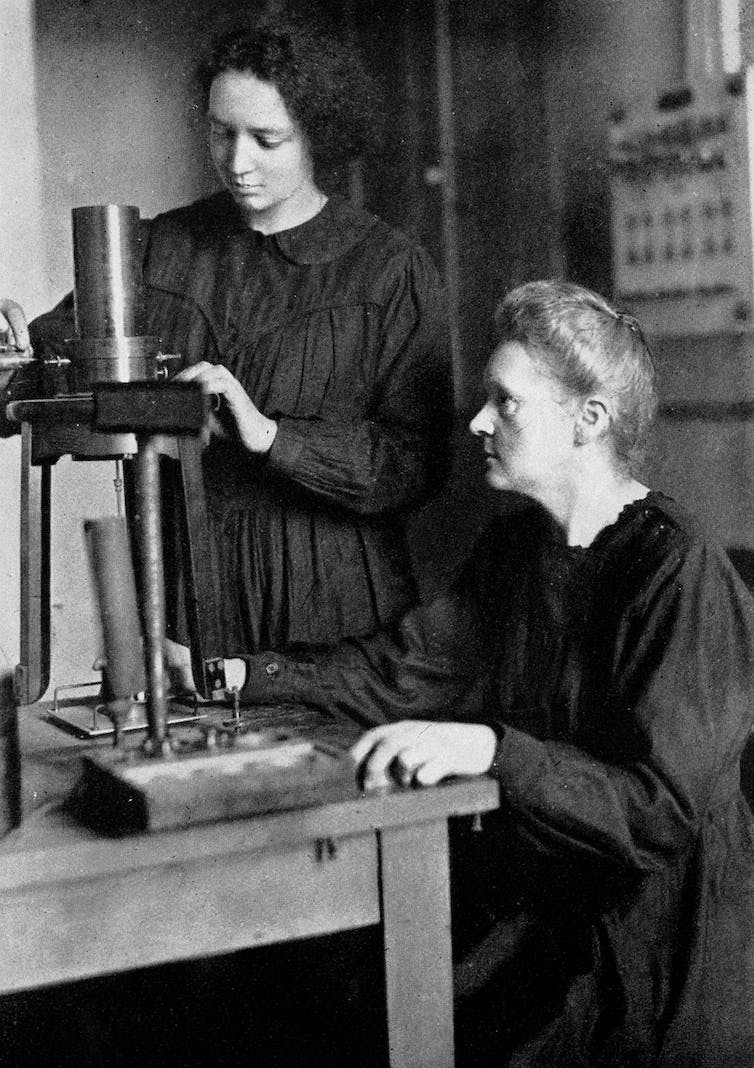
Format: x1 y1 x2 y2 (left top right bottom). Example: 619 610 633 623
84 517 146 700
69 335 162 390
72 205 145 338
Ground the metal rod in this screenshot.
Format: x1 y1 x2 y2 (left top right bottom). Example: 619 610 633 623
113 460 124 517
433 0 463 406
684 0 723 86
0 351 35 371
133 436 170 754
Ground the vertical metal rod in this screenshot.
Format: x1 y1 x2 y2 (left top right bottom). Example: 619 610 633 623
17 423 51 705
133 436 170 753
341 0 365 209
434 0 463 407
684 0 723 86
113 459 124 517
401 0 425 236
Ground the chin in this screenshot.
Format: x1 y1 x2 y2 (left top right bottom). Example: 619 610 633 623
233 194 265 211
485 469 510 492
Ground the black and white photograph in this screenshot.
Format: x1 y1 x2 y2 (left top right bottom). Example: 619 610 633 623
0 2 753 1065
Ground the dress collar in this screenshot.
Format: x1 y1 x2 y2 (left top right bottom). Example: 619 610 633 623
216 192 378 265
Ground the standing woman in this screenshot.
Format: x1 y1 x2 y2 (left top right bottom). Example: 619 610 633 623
2 14 452 662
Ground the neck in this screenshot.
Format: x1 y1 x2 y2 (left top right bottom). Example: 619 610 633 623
245 185 327 235
539 458 648 547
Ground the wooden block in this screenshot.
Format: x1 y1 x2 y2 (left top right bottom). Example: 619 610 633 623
76 739 360 835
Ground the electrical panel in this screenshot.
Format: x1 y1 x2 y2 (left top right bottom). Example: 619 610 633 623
608 70 754 336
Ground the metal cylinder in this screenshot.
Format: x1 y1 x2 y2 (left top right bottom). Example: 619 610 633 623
84 517 145 701
69 335 162 390
72 205 145 339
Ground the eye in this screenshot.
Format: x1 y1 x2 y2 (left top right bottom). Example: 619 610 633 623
255 134 284 150
496 393 519 417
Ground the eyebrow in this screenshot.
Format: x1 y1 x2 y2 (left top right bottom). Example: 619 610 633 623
207 114 289 135
486 380 514 398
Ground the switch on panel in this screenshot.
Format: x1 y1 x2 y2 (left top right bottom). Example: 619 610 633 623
608 72 754 336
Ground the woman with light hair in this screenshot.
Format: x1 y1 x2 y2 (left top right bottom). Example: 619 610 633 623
240 280 754 1066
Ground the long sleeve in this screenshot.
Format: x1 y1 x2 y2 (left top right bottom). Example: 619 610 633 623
238 563 491 727
265 247 453 515
488 538 754 882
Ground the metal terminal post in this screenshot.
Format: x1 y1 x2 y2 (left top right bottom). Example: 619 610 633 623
0 346 35 372
222 686 243 730
0 347 71 373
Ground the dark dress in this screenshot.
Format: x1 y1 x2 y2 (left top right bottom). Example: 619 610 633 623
8 193 451 653
239 491 754 1066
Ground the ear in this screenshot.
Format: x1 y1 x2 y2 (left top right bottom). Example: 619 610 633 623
574 395 611 445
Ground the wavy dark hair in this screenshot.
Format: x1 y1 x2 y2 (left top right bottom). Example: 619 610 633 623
495 280 658 474
196 15 382 178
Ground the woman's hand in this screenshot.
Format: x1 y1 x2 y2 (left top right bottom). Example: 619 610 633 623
175 362 278 454
164 638 196 695
0 298 32 390
350 720 498 791
163 638 246 695
0 298 31 352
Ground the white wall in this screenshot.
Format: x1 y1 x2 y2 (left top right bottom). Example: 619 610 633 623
0 2 48 679
544 0 754 548
0 0 230 693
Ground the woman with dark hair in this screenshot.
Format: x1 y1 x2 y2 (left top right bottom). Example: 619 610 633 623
237 280 754 1066
195 16 380 182
1 14 452 661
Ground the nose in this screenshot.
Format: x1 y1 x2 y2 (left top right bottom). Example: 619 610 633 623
227 133 258 176
469 402 493 438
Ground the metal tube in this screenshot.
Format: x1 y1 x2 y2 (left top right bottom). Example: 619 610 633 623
133 436 170 753
0 352 35 372
434 0 463 406
72 205 145 338
84 517 145 701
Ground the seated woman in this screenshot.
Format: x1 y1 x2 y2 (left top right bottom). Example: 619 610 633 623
235 280 754 1066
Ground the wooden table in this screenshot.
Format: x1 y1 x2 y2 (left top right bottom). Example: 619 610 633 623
0 708 498 1068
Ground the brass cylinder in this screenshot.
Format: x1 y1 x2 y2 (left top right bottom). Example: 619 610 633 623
72 205 145 338
69 336 162 390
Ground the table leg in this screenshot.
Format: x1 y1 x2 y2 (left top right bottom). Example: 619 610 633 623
379 817 455 1068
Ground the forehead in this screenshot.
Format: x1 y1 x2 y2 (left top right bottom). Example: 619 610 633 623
485 341 559 396
208 70 294 128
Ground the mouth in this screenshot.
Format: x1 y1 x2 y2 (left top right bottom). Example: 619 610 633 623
229 182 262 195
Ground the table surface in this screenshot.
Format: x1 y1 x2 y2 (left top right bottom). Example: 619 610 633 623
0 705 498 871
0 703 500 1068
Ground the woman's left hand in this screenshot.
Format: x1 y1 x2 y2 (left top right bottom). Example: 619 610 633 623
175 362 278 454
350 720 498 791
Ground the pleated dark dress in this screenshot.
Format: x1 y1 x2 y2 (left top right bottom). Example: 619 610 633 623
240 491 754 1066
16 193 452 654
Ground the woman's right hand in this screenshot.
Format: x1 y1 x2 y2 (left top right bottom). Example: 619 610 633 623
0 299 32 390
0 299 31 352
350 720 498 791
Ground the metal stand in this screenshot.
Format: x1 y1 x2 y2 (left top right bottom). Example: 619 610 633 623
11 385 227 717
8 205 227 724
